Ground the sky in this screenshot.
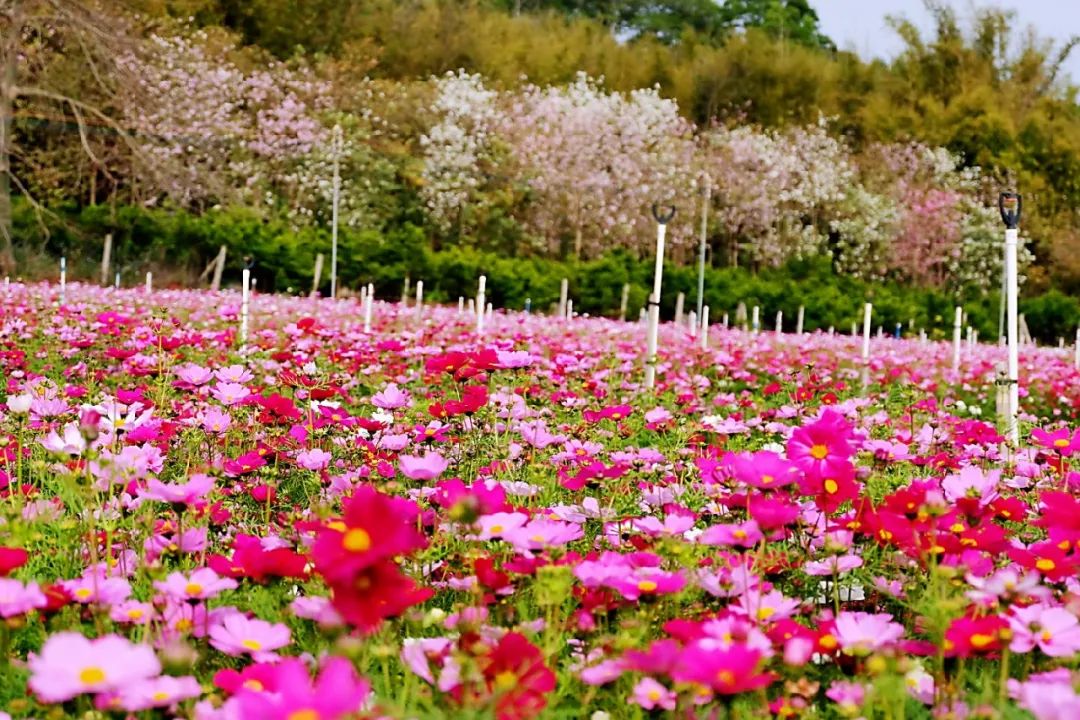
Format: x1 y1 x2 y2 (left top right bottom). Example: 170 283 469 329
814 0 1080 83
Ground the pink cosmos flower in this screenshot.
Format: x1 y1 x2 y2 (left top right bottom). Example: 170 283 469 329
174 363 214 386
371 383 411 410
110 600 157 625
733 589 801 623
211 382 250 406
631 677 676 711
142 474 215 506
1008 604 1080 657
296 448 332 471
942 466 1000 505
209 613 291 662
40 422 87 455
215 365 254 383
155 568 238 602
0 578 46 617
475 512 529 540
826 681 866 714
609 569 686 601
290 595 344 628
699 520 763 548
1031 427 1080 456
833 611 906 654
103 675 202 711
786 410 855 477
804 554 863 576
199 407 232 434
61 574 132 606
28 632 161 703
504 518 584 552
398 451 450 480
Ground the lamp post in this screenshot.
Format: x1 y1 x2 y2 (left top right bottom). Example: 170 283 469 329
999 191 1022 444
644 203 675 390
696 175 710 327
329 124 343 300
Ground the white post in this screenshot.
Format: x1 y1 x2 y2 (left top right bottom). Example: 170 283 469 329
329 124 342 300
700 306 709 350
775 310 783 334
851 322 857 336
688 310 697 337
558 278 568 320
486 302 493 324
1005 226 1020 444
363 283 374 333
240 268 250 346
644 210 670 391
114 272 119 289
674 292 685 327
751 306 759 333
620 282 630 321
101 234 112 286
415 280 424 324
457 296 464 316
861 303 872 362
145 272 152 294
467 298 475 315
920 329 927 343
952 306 962 372
796 305 805 335
1075 327 1080 370
828 326 834 336
59 256 66 306
566 299 573 320
476 275 486 335
722 313 728 328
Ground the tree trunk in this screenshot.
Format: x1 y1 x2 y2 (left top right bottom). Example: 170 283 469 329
0 28 16 276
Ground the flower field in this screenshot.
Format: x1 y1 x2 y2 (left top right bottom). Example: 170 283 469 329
3 282 1080 719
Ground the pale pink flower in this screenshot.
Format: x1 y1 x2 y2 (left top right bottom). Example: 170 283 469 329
155 568 238 602
28 632 161 703
209 613 291 662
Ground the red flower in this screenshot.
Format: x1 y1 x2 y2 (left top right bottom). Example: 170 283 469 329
0 547 28 576
329 560 432 633
208 534 308 582
798 459 860 514
312 485 425 585
944 615 1010 657
478 632 556 720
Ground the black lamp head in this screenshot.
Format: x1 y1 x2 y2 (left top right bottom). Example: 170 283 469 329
999 192 1022 229
651 203 676 225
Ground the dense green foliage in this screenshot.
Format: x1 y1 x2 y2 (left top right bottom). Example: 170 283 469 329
26 200 1076 343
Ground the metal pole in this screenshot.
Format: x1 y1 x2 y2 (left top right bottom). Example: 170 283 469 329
1005 227 1019 443
700 306 709 350
952 306 962 372
59 256 66 306
476 275 486 335
697 176 710 324
240 268 250 346
329 124 342 300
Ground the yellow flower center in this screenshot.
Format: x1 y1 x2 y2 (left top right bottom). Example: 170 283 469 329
1036 558 1056 572
637 580 658 593
823 479 839 494
761 475 774 485
243 679 264 692
80 667 106 685
185 583 203 596
970 633 994 649
949 523 965 533
647 689 661 701
152 691 170 702
128 609 144 620
74 588 92 600
757 606 776 621
1042 630 1053 642
326 520 347 533
242 639 262 651
1054 438 1070 448
494 670 517 691
342 528 371 552
733 529 747 539
810 444 828 460
175 619 193 632
287 710 320 720
819 633 837 650
490 525 504 534
716 669 736 686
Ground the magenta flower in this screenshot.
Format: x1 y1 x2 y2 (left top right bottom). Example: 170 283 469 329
826 680 866 714
211 382 250 406
1008 604 1080 657
0 578 46 617
296 448 332 471
155 568 238 602
398 451 450 480
28 632 161 703
504 518 584 551
174 363 214 386
1031 427 1080 456
61 574 132 606
232 656 370 719
209 613 291 662
609 569 686 601
699 520 763 548
804 554 863 576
